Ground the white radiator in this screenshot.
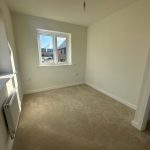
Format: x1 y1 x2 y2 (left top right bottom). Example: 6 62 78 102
3 90 20 139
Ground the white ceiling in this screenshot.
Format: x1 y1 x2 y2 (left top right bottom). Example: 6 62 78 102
6 0 137 26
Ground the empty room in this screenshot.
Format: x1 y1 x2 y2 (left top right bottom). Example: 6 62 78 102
0 0 150 150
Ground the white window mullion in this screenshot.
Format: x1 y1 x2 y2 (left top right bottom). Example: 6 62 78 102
66 35 69 64
37 33 43 64
55 34 58 64
53 33 57 64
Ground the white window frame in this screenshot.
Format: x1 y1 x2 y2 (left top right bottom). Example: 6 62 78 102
37 29 72 66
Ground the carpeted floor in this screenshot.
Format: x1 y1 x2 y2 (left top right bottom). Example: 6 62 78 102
13 84 150 150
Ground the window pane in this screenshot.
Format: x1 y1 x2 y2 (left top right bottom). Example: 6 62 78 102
39 34 54 64
57 36 67 63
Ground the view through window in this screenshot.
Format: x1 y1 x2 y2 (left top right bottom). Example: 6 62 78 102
37 29 71 66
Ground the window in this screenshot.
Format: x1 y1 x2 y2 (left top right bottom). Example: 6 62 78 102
37 29 71 66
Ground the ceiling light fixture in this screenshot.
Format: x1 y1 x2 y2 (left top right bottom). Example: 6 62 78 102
83 0 86 12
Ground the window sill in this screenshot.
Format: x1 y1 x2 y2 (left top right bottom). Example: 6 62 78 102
39 63 73 67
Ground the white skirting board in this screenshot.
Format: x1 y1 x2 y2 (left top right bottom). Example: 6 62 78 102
131 120 141 130
85 82 137 110
24 82 84 94
23 81 136 110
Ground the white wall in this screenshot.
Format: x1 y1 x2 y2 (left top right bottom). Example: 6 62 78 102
0 11 12 74
0 0 22 101
12 13 87 94
0 1 22 150
86 0 150 109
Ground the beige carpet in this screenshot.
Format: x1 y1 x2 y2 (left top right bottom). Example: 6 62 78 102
13 84 150 150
